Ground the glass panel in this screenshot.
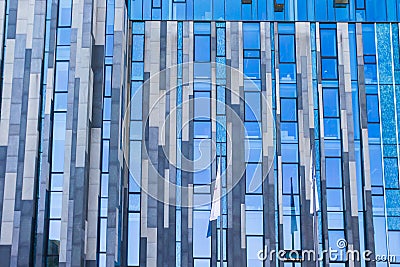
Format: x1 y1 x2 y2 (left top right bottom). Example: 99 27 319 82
194 92 211 120
243 24 260 49
280 122 298 143
281 143 299 163
320 29 337 57
244 122 262 139
195 36 211 62
49 192 62 218
245 92 261 121
245 140 262 163
279 35 295 63
326 158 342 188
246 211 263 235
279 64 296 83
280 98 297 122
246 237 263 267
282 164 298 194
57 28 71 46
244 59 261 79
327 189 343 211
127 213 140 266
324 118 340 139
55 62 69 92
327 212 344 229
366 94 380 122
194 121 211 138
193 211 211 257
323 89 339 117
246 163 262 193
321 59 338 79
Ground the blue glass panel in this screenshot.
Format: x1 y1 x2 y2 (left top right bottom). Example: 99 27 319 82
362 24 376 55
194 0 212 20
216 28 226 56
278 23 295 34
193 211 211 257
279 84 297 97
213 0 225 20
373 217 388 256
326 158 342 188
243 23 260 49
280 122 298 143
324 118 340 139
194 121 211 138
281 143 298 163
245 195 263 210
376 24 393 84
58 0 72 26
320 29 337 57
245 122 262 139
328 231 346 261
55 62 69 92
380 85 396 144
195 36 211 62
327 212 344 229
132 35 144 61
321 59 338 79
57 28 71 45
127 213 140 266
279 35 295 63
366 94 380 123
49 192 62 218
323 89 339 117
364 64 377 84
246 163 262 193
246 211 263 235
54 93 67 111
326 189 343 211
131 62 144 80
386 190 400 216
56 46 70 61
245 139 263 163
217 86 226 115
280 98 297 121
244 59 261 79
279 63 296 83
282 164 299 194
194 23 211 34
388 216 400 230
173 3 186 20
384 158 399 188
216 117 226 142
324 140 341 157
194 92 211 120
369 145 383 186
245 92 261 121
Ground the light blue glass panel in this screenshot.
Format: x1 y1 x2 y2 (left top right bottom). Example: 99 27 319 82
130 0 143 20
127 213 140 266
369 145 383 186
247 237 263 267
388 216 400 230
213 0 225 20
216 28 226 56
216 57 226 79
217 117 227 142
377 24 393 84
384 158 399 189
380 85 396 144
387 190 400 216
131 62 144 80
193 211 211 257
243 23 260 49
132 35 144 61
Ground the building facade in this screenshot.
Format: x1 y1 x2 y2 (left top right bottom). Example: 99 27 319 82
0 0 400 266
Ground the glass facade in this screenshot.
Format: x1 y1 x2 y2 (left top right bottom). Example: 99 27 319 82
1 0 400 267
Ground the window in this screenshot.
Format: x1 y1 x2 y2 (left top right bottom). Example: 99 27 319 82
195 36 211 62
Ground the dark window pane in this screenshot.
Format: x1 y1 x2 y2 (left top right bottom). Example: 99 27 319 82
195 36 211 62
279 35 295 63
